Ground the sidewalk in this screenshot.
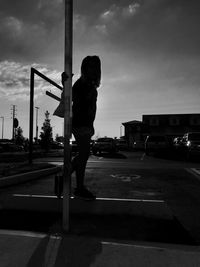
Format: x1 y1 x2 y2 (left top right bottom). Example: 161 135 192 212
0 229 200 267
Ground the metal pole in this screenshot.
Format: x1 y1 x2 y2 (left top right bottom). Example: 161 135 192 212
62 0 73 232
2 116 4 139
29 68 34 164
35 107 39 142
0 117 4 139
12 105 16 140
120 126 122 137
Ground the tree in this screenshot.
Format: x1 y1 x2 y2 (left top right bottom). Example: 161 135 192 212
15 126 25 146
40 111 53 150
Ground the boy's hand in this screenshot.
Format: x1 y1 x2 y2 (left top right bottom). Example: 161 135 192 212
61 72 69 86
61 72 74 87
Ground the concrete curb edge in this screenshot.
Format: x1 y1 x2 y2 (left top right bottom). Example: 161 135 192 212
0 166 62 188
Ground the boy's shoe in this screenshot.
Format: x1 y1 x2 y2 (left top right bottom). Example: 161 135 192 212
73 187 96 201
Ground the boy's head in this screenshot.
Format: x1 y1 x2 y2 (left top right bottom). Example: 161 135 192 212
81 55 101 87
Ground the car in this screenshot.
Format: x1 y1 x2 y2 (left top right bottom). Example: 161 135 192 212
116 139 129 151
145 135 170 155
0 140 24 152
71 140 78 153
92 137 118 155
51 141 64 149
181 132 200 159
173 137 184 151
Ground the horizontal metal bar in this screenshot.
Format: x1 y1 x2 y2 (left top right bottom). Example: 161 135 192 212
31 67 63 91
46 91 61 101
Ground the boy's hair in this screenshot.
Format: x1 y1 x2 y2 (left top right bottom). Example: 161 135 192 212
81 55 101 87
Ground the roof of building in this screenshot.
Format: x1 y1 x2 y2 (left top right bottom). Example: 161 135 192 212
143 113 200 117
122 120 143 125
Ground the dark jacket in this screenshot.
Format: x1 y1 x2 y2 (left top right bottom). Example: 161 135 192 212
72 77 97 129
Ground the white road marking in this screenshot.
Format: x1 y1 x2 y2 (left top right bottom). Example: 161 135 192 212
186 168 200 182
12 194 164 203
0 229 47 238
190 168 200 175
140 153 146 161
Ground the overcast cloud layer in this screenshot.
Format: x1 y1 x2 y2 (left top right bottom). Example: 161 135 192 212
0 0 200 138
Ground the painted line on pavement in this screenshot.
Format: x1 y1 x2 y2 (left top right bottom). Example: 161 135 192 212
0 229 47 238
13 194 165 203
101 240 200 252
186 168 200 182
140 153 146 161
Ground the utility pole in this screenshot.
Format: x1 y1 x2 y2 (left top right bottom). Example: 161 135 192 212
0 116 4 139
11 105 17 140
35 106 39 143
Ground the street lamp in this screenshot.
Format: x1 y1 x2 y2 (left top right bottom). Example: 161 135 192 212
0 116 4 139
35 107 39 143
120 125 122 138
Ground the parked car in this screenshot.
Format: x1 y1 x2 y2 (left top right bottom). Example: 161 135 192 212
145 135 170 155
116 139 129 151
71 140 78 153
92 137 118 155
181 132 200 159
0 140 24 152
173 137 182 146
51 141 64 149
173 137 184 151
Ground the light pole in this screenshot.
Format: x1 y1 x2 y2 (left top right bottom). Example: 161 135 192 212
0 116 4 139
35 107 39 143
120 125 122 138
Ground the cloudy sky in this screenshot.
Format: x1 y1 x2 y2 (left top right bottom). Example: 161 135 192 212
0 0 200 139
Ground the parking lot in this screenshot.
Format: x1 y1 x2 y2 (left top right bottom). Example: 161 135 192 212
0 150 200 245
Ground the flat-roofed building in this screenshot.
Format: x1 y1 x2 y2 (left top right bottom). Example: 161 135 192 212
122 114 200 149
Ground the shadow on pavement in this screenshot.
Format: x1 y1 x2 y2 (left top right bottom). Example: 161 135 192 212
0 210 196 246
55 235 102 267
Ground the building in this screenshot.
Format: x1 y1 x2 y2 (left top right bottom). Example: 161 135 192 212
122 114 200 149
122 120 148 149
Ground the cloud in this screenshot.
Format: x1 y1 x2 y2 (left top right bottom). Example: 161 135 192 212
0 61 62 101
97 2 140 33
100 2 140 22
0 0 64 63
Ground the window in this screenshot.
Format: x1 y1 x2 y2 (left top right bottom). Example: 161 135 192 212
149 117 159 126
190 117 200 125
169 117 180 126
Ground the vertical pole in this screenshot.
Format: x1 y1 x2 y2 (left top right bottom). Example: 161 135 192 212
62 0 73 232
35 107 39 142
2 117 4 139
120 126 122 138
12 105 16 140
0 117 4 139
29 68 34 164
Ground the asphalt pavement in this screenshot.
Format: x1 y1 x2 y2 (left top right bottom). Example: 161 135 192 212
1 151 200 266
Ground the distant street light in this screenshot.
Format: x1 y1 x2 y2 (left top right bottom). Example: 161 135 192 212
120 125 122 137
0 116 4 139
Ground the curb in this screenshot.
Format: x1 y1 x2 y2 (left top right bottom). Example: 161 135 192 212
1 195 173 220
0 166 62 188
